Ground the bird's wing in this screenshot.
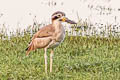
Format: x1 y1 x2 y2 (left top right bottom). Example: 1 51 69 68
31 24 55 40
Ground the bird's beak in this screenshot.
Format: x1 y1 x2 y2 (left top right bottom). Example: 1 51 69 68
61 17 77 24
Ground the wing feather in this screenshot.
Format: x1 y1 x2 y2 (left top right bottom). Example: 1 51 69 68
31 24 55 40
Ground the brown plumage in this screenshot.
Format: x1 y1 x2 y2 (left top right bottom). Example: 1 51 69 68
26 11 76 73
26 24 55 54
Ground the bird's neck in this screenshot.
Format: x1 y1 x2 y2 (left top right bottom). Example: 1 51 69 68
52 20 63 32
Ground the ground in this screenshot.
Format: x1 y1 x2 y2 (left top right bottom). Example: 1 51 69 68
0 34 120 80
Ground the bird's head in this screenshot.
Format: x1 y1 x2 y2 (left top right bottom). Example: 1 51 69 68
51 11 76 24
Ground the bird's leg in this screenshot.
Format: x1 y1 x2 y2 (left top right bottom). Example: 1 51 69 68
50 49 54 72
44 48 47 74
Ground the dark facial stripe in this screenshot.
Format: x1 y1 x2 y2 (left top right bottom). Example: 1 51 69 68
52 16 59 20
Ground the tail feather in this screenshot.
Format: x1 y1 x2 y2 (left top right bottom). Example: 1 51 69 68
26 42 35 56
25 41 33 51
25 47 29 51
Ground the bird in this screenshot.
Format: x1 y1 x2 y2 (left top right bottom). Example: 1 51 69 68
25 11 76 73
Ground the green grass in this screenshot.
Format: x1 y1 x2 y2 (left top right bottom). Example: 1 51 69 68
0 34 120 80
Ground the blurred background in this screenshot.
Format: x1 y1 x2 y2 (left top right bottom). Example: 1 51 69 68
0 0 120 37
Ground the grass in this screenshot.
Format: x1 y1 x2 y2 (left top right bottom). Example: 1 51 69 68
0 33 120 80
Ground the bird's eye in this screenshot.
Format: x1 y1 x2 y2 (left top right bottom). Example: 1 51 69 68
57 15 61 17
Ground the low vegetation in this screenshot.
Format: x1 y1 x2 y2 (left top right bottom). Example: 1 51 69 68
0 30 120 80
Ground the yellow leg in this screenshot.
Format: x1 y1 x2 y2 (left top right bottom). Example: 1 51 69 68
44 48 47 74
50 49 54 72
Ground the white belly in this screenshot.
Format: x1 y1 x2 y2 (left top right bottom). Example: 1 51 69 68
50 41 61 48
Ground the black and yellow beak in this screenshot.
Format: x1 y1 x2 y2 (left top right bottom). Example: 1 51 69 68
61 17 77 24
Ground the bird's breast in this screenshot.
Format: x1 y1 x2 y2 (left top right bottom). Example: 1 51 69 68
49 25 65 48
55 26 65 42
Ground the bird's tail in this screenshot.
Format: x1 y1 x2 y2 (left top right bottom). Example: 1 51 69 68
25 47 29 51
25 42 35 56
25 41 31 51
